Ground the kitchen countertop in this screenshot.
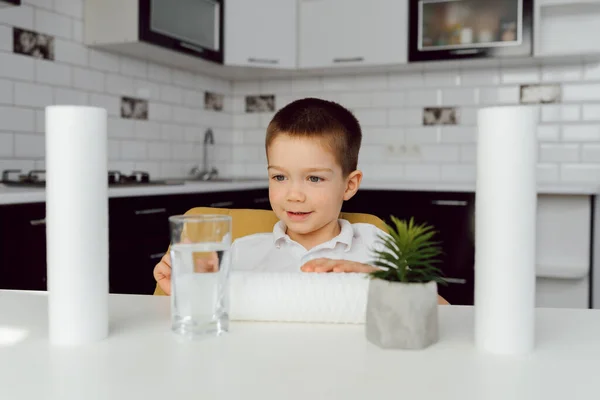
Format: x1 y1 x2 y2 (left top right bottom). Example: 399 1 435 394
0 179 270 205
1 290 600 399
0 179 598 205
359 180 600 195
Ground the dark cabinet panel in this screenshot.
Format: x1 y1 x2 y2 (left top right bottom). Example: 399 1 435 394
108 195 173 295
108 189 270 294
6 187 477 299
109 196 172 242
0 202 47 291
170 190 244 213
110 235 167 295
235 189 271 210
171 189 270 213
343 190 475 306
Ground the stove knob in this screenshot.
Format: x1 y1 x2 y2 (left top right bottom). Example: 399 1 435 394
108 171 121 184
132 171 150 183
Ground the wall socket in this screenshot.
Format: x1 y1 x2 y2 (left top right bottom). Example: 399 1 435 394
386 144 421 159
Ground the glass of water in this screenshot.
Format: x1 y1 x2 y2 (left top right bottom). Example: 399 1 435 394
169 214 232 338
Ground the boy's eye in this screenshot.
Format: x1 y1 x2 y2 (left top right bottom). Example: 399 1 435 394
272 175 285 182
308 176 323 183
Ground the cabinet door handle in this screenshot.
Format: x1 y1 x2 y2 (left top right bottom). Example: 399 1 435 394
431 200 468 207
333 57 364 63
149 252 164 260
248 57 279 65
253 197 269 203
134 208 167 215
210 201 234 208
452 49 481 55
180 41 205 54
441 277 467 285
30 218 46 226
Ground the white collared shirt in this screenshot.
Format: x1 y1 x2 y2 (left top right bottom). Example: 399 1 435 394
230 219 386 272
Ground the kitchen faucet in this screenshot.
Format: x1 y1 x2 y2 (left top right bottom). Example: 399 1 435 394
189 128 218 180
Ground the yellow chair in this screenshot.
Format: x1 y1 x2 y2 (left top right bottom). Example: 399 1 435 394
153 207 387 296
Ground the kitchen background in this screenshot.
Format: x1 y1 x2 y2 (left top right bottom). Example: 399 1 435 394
1 0 600 184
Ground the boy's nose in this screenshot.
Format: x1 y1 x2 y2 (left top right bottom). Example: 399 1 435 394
286 185 306 202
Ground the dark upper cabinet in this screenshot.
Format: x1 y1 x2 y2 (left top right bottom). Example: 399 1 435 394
0 0 21 6
138 0 224 64
85 0 224 67
408 0 534 63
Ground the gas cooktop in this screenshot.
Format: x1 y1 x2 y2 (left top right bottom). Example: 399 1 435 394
1 169 184 188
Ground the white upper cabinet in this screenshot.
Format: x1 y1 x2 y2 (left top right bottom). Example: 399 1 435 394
534 0 600 57
225 0 297 69
299 0 408 69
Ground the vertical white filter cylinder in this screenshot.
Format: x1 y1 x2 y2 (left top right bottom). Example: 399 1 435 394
475 106 538 355
46 106 109 346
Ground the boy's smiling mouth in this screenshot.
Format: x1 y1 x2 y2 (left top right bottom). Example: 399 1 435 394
286 211 313 221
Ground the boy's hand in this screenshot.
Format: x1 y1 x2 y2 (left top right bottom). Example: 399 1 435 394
153 251 220 296
301 258 451 305
153 253 172 295
300 258 378 273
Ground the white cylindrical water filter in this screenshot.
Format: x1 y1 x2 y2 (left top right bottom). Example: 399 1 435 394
474 106 538 355
229 272 369 324
46 106 109 346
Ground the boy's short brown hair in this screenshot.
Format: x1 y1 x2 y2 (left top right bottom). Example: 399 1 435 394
265 98 362 176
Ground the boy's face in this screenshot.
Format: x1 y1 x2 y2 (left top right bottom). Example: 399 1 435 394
267 134 361 240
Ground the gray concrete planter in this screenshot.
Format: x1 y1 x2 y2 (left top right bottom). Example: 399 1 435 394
366 279 439 350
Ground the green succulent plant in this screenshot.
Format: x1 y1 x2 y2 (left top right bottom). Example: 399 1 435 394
369 216 446 285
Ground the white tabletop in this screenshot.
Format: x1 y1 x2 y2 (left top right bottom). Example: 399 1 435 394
1 291 600 400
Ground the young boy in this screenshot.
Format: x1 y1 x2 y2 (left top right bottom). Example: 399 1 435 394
154 98 448 304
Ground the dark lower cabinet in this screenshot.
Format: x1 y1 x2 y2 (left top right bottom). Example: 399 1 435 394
343 190 475 306
0 189 270 294
0 188 475 304
0 202 47 291
109 235 167 295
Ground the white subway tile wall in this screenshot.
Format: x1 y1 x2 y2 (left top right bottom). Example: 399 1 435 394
35 59 71 86
1 1 600 185
0 132 14 157
230 60 600 184
0 0 232 178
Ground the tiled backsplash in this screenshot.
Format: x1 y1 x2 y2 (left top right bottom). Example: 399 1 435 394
1 1 600 185
0 0 233 179
230 63 600 184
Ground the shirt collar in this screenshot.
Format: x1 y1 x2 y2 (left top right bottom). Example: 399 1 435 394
272 219 354 251
273 220 287 248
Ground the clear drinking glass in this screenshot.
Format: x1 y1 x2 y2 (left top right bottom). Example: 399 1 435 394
169 214 232 338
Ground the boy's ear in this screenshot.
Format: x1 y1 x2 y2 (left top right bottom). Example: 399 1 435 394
343 170 363 201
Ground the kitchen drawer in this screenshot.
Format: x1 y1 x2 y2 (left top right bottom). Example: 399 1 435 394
109 196 173 241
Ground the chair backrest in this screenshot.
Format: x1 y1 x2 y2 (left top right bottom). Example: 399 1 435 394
153 207 387 295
